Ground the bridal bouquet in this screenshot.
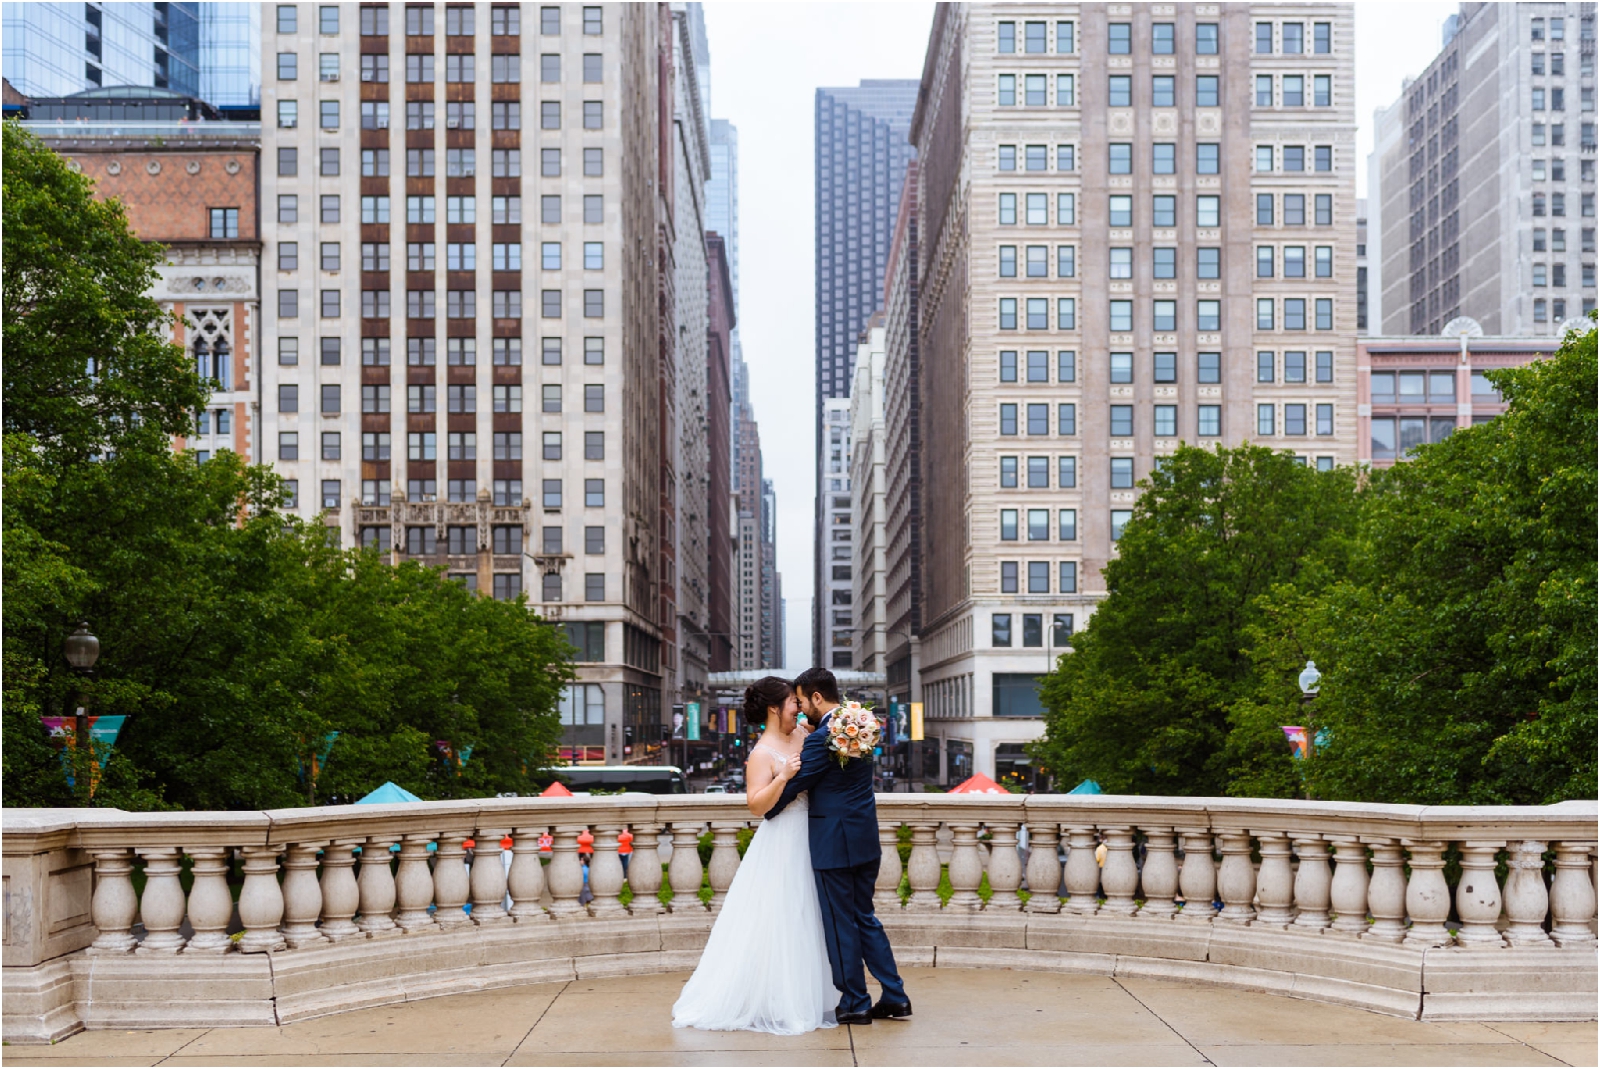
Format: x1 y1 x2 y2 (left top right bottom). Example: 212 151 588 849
826 702 881 768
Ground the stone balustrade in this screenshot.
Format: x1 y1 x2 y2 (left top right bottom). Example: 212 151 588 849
3 795 1595 1043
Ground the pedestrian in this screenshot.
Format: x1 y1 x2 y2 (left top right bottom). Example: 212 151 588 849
618 827 633 878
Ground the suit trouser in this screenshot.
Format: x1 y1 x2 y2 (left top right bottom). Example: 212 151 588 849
814 859 908 1015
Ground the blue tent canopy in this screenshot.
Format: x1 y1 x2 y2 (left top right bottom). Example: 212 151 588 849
357 781 422 804
1067 779 1102 795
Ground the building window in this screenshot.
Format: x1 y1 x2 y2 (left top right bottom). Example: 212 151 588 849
209 207 239 239
1198 405 1221 437
1108 22 1131 54
1257 404 1275 436
992 613 1013 646
1111 510 1132 541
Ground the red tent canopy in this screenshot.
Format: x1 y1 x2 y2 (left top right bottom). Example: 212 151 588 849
540 781 573 797
947 772 1007 795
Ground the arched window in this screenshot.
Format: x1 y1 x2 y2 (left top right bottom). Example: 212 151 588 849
211 338 231 390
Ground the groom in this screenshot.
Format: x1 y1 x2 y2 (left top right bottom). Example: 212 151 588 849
765 667 911 1025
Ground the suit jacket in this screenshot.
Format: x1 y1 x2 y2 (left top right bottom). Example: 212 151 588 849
765 710 880 870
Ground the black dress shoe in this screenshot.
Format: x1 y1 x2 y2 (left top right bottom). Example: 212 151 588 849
836 1010 873 1026
870 999 913 1020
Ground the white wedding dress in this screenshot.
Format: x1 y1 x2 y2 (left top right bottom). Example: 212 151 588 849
671 745 839 1035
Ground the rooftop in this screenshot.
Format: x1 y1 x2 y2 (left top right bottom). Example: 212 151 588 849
4 967 1591 1068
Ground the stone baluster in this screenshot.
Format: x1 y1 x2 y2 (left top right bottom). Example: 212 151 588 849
875 823 904 912
1454 840 1507 946
1099 827 1139 916
471 828 512 925
433 832 472 928
1176 829 1216 923
946 824 984 911
1402 840 1452 947
1215 832 1257 924
588 825 628 917
626 823 664 915
1551 841 1598 948
1024 823 1062 914
905 823 943 911
184 847 234 953
280 841 329 948
393 834 438 932
1504 839 1552 946
1328 836 1369 935
318 840 362 941
706 822 744 913
355 836 399 937
88 848 139 954
1253 832 1295 928
1063 826 1102 915
1290 836 1332 931
666 822 705 913
237 845 286 953
547 825 588 917
985 823 1023 911
133 847 187 953
508 827 548 921
1364 839 1408 942
1138 829 1179 919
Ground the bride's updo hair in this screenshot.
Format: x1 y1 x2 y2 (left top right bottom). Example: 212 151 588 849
742 675 793 727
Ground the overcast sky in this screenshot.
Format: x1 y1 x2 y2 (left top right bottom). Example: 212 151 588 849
701 1 1456 670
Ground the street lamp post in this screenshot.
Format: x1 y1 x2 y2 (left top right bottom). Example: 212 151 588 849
62 622 101 785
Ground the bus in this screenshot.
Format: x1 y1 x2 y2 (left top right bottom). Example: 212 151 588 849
550 766 688 795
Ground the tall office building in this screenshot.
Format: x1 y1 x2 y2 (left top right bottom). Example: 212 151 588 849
882 162 921 711
848 322 888 673
910 4 1358 781
3 2 260 107
259 1 692 766
1372 3 1597 337
812 79 917 668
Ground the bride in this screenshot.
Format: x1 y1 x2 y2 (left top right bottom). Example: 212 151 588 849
671 675 840 1035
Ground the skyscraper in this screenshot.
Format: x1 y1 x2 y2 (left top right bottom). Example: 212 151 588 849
908 4 1358 782
1372 3 1598 337
813 79 917 669
3 2 260 108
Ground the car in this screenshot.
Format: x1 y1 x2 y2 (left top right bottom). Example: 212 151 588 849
703 784 728 794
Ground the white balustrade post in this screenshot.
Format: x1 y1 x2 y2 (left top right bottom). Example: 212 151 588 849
1504 840 1552 946
280 841 329 948
588 825 628 917
1099 827 1139 916
433 832 472 928
1215 832 1256 924
905 823 942 911
986 823 1023 911
1291 836 1332 931
626 823 665 915
1253 832 1295 928
355 836 399 937
133 847 187 953
1176 829 1216 923
1402 840 1452 947
318 839 362 941
875 823 904 912
1551 841 1598 948
1455 840 1506 946
88 848 139 954
184 847 234 953
1328 836 1369 935
471 829 512 925
666 822 705 913
706 822 744 913
1364 839 1408 943
1139 829 1178 919
946 824 984 911
547 825 588 917
237 845 286 953
508 827 548 921
393 834 438 932
1063 826 1101 915
1024 823 1062 914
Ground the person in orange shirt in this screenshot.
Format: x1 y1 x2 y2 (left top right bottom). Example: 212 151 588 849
578 829 594 906
618 827 634 878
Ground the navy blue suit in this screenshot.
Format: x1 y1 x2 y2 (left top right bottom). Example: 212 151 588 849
766 709 907 1016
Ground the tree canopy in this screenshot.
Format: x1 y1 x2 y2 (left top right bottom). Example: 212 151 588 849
3 122 573 811
1033 327 1597 806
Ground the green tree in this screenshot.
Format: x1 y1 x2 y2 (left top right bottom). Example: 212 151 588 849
1031 445 1361 796
1286 328 1598 804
